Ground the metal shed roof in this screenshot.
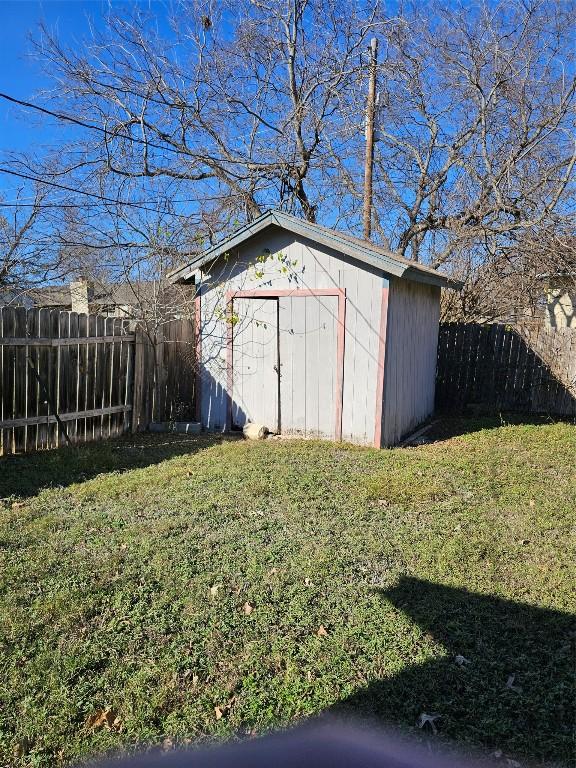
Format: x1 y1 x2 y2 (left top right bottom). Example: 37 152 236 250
170 210 461 289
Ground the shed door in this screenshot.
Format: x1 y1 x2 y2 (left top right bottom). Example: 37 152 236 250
278 294 338 439
232 298 279 431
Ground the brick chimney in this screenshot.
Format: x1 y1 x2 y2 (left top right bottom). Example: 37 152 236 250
70 278 94 315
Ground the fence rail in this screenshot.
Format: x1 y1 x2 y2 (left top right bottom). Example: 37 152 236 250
436 322 576 417
0 307 195 456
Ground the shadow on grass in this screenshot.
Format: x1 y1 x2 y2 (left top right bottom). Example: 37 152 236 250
333 577 574 766
0 432 240 500
425 413 575 443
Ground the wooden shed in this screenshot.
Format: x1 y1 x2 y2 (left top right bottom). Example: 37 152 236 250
172 211 460 447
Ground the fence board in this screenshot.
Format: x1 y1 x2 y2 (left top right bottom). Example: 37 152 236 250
1 309 197 455
436 323 576 417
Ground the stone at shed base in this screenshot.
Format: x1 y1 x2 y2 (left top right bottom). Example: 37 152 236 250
243 423 269 440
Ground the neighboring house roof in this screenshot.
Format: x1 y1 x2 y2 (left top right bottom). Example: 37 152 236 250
1 281 171 310
169 209 462 290
92 281 157 307
27 285 71 307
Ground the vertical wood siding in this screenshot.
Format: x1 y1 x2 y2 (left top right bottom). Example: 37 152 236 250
231 297 279 430
278 294 338 438
381 280 441 446
0 308 195 455
198 228 384 444
436 323 576 416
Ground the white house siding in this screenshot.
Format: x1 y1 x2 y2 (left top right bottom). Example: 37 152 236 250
381 279 441 446
198 226 384 445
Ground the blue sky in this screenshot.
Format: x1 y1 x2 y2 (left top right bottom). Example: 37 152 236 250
0 1 168 196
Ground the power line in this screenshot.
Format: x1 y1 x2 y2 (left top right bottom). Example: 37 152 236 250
0 167 200 220
0 199 203 210
0 91 187 159
0 201 125 210
0 189 250 208
0 91 274 173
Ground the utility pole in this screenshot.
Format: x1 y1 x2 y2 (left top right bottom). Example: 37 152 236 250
363 37 378 241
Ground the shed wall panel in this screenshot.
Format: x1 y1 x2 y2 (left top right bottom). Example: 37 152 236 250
381 279 441 446
278 294 338 438
231 297 279 430
198 227 383 444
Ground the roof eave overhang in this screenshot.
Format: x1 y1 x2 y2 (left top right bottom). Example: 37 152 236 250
402 266 463 290
170 210 461 290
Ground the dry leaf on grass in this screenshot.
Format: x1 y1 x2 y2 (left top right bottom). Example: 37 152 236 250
214 706 224 720
209 584 222 598
85 708 121 732
182 669 200 687
13 740 29 758
243 602 254 615
317 625 328 637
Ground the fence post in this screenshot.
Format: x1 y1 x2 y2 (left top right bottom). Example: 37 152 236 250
131 325 147 433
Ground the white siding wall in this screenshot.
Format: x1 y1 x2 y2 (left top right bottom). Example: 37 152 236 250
381 279 441 446
198 226 384 445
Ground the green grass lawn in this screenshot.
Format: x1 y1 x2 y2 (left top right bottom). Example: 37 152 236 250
0 420 574 767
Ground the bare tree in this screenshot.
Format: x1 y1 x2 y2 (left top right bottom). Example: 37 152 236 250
0 0 572 324
441 222 576 324
0 183 68 295
343 1 576 268
30 0 380 227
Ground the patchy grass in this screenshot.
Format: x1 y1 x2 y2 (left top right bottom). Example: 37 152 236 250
0 421 574 767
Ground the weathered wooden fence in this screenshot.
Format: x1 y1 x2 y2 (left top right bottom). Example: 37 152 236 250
0 307 195 455
131 318 196 432
436 323 576 417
